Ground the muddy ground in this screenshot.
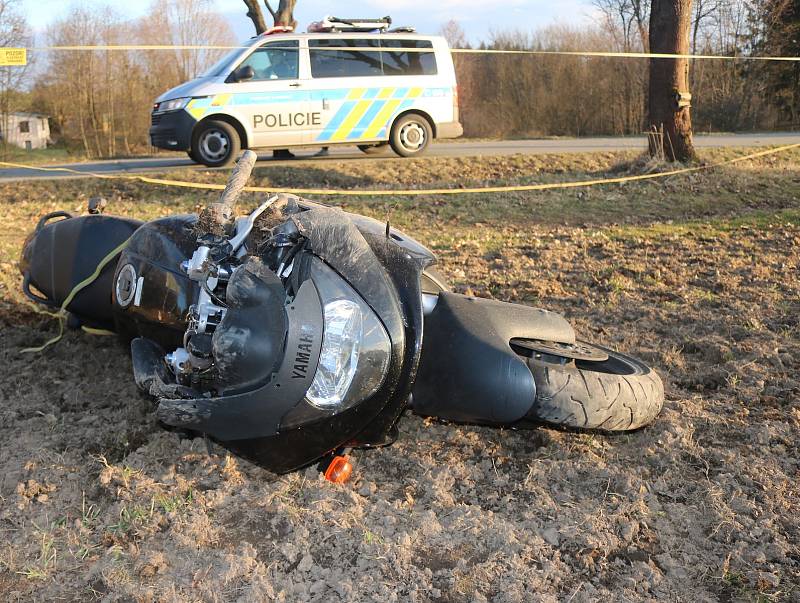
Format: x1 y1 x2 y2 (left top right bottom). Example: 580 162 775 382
0 149 798 601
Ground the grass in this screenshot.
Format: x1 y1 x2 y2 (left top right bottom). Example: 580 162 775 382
0 144 79 166
155 489 194 514
18 532 57 580
108 503 155 536
608 208 800 241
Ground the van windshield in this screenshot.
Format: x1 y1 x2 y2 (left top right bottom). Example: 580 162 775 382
199 42 250 78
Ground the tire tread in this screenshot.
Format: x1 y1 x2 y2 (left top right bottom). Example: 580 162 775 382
527 349 664 431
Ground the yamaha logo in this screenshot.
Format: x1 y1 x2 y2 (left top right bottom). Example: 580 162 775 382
115 264 137 308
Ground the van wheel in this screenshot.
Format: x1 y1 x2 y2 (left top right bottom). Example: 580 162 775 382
389 114 431 157
357 143 390 155
192 120 240 167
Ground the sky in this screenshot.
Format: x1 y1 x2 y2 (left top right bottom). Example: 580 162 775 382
20 0 599 46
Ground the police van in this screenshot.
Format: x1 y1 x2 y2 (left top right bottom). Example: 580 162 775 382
149 16 463 167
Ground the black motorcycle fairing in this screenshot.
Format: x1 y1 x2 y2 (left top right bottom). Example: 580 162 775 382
212 231 430 471
344 224 432 449
156 205 432 472
279 255 392 429
155 277 323 440
112 215 200 349
345 212 436 266
20 213 143 328
412 293 575 424
211 257 288 394
291 207 406 343
290 197 439 269
289 207 431 445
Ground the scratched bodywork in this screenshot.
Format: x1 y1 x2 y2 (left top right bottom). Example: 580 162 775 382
135 201 429 472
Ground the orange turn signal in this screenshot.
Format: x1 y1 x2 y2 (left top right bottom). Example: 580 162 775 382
324 455 352 484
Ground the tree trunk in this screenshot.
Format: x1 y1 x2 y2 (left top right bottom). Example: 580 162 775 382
242 0 267 34
267 0 297 29
242 0 296 34
648 0 696 162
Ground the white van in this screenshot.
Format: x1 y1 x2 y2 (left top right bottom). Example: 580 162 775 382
150 18 462 167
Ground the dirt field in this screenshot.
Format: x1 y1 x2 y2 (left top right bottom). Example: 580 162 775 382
1 148 798 602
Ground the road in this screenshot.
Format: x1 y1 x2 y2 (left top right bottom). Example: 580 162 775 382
0 132 797 181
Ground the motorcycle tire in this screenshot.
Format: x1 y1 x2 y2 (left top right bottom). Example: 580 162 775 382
526 345 663 431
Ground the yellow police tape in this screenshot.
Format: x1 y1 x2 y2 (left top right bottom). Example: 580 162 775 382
21 238 130 353
1 142 799 197
450 49 800 61
20 45 800 61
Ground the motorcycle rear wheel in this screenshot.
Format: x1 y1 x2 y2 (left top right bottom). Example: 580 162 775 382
525 344 663 431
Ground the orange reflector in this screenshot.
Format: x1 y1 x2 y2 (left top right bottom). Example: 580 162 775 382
324 455 352 484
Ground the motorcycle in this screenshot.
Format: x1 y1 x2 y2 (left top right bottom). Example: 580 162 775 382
19 151 663 479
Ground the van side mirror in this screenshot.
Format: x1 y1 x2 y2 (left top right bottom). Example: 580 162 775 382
233 65 255 82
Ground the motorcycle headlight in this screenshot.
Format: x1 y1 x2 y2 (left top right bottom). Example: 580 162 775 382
307 300 362 409
303 257 391 412
157 97 191 112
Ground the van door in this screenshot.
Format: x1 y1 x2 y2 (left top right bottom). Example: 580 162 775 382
222 40 312 148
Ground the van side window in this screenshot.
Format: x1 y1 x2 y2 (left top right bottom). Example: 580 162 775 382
309 39 383 78
237 40 299 81
381 40 437 76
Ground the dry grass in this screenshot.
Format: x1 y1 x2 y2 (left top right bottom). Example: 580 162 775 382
0 147 798 601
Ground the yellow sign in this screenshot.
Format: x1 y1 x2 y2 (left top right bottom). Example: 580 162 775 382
0 48 27 66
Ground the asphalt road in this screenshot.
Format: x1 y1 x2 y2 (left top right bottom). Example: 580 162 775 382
1 132 798 181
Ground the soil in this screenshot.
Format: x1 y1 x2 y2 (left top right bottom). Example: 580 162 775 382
0 149 798 601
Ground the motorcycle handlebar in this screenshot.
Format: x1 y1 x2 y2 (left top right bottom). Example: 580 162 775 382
196 150 258 237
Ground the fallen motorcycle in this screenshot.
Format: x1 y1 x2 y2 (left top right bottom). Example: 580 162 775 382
19 151 663 477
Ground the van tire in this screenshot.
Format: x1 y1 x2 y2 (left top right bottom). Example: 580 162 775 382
389 114 432 157
186 149 199 163
192 120 240 168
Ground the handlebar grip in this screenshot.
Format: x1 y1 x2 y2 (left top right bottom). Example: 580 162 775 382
197 150 258 236
218 149 257 217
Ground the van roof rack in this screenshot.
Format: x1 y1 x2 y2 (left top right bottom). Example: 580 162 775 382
307 16 396 33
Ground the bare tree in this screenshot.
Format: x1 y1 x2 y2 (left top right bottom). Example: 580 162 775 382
242 0 297 35
691 0 720 55
242 0 267 34
41 1 233 157
439 19 469 49
648 0 696 161
143 0 234 82
265 0 297 29
594 0 650 51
